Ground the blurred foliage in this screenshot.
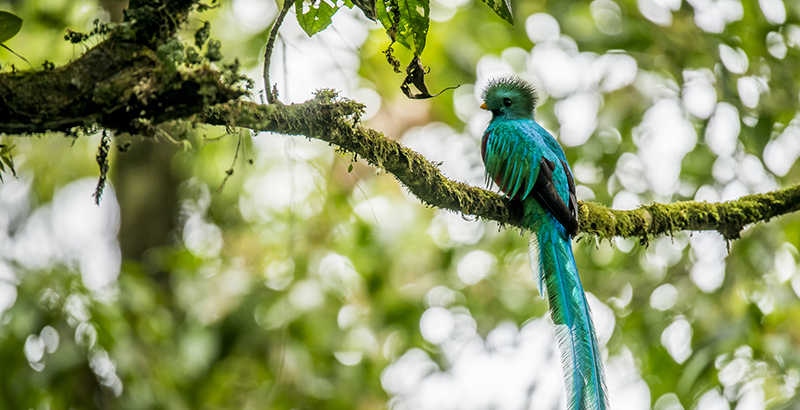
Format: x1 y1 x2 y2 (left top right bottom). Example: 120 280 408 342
1 0 800 409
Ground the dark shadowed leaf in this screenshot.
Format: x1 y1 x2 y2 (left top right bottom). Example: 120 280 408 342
0 11 22 44
351 0 377 21
480 0 512 24
401 56 459 99
375 0 429 55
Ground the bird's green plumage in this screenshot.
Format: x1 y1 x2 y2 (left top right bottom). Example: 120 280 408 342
481 76 609 410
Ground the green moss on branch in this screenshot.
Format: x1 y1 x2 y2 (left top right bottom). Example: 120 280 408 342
203 92 800 242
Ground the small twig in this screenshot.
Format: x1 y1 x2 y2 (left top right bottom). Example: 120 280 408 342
281 36 288 99
93 130 111 205
216 129 249 194
0 44 33 68
203 132 229 142
153 127 191 151
263 0 293 104
241 131 253 165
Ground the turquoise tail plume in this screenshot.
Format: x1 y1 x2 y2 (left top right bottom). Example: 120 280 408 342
480 76 609 410
525 198 608 410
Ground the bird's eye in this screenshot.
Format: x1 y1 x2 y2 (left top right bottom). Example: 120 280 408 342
503 98 512 107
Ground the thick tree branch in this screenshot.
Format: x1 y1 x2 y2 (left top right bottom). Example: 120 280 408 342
0 0 245 135
203 93 523 227
201 94 800 242
0 47 243 134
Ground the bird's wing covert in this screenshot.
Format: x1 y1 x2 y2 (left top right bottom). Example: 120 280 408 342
533 158 579 236
483 122 579 236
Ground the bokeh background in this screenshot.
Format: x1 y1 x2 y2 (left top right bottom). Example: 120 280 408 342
2 0 800 409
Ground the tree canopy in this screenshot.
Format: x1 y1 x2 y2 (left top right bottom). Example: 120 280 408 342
1 0 800 409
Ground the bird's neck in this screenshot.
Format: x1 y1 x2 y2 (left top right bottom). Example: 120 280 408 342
492 111 534 122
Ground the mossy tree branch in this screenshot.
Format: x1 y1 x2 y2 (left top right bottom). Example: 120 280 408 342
0 0 245 135
202 94 800 243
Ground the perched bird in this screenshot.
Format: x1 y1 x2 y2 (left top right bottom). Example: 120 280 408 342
480 76 608 410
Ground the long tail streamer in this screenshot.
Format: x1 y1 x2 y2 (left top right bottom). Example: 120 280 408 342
527 203 609 410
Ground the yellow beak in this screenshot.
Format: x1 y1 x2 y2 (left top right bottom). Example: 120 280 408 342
480 102 488 110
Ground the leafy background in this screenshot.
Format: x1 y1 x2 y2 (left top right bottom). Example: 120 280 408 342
1 0 800 409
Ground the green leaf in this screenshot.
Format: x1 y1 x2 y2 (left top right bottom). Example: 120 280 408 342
0 12 30 65
0 141 16 181
0 11 22 44
376 0 429 55
480 0 513 25
1 154 16 178
295 0 339 37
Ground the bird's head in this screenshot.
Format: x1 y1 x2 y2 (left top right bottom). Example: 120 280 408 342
480 76 538 120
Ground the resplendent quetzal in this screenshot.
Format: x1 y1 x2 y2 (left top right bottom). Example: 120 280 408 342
480 76 609 410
